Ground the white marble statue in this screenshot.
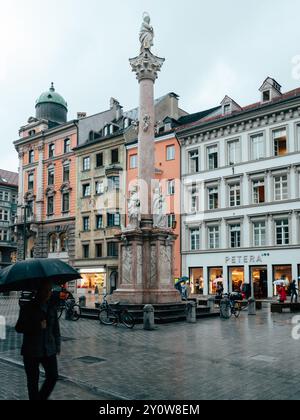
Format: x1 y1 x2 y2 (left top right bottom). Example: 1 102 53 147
153 186 167 229
139 12 154 51
127 186 141 229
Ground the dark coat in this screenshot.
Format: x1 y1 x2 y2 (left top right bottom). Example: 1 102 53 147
15 299 61 358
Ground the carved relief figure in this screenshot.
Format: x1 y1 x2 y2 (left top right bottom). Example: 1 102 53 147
143 115 151 132
127 185 141 229
153 186 167 228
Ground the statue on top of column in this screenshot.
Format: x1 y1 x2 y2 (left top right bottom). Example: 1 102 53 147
139 12 154 51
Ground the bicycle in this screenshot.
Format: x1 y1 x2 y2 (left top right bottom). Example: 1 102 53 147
57 298 81 322
220 294 242 319
99 300 135 329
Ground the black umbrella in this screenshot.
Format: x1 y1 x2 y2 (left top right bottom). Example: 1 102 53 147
0 259 81 292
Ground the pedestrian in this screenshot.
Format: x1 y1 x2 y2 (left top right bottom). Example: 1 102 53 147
181 283 187 301
15 280 61 401
278 285 287 304
290 280 298 303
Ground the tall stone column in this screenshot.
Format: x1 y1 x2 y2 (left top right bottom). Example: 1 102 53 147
130 50 164 227
112 13 181 305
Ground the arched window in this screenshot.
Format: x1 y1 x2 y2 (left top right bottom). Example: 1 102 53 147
60 233 68 252
49 233 57 253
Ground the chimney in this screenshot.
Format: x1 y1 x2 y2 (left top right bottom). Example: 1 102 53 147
77 112 87 119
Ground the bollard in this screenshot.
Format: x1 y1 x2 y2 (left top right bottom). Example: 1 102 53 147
207 297 216 313
248 298 256 316
186 301 197 323
220 297 231 319
143 305 155 331
79 295 86 308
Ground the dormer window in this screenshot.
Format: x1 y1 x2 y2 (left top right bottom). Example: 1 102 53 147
263 90 271 102
109 125 114 135
28 130 36 137
224 104 231 115
104 126 109 137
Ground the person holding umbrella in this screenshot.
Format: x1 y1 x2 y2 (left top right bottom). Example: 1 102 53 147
0 258 81 401
15 280 60 400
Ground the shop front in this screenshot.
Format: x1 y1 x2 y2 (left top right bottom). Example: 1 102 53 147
189 267 204 295
250 266 268 299
185 247 300 298
208 267 223 295
273 265 292 296
229 266 244 293
77 268 107 295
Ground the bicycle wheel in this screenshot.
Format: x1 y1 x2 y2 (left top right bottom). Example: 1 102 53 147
71 304 81 321
57 305 64 320
99 309 118 326
121 311 135 329
233 303 241 318
220 302 231 319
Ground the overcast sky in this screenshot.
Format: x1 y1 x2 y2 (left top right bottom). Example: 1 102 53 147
1 0 300 172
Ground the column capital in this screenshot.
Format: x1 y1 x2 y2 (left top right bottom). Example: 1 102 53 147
129 50 165 82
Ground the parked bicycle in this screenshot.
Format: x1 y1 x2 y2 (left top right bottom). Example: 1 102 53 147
99 297 135 329
57 298 81 321
220 293 243 319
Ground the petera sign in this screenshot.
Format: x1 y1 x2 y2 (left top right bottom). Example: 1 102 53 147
225 255 265 265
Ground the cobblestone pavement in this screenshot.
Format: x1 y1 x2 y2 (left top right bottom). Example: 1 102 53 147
1 297 300 400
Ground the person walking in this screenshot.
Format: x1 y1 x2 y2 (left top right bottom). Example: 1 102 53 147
15 280 61 401
278 285 287 304
290 280 298 303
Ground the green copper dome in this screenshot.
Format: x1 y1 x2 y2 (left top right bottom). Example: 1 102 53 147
36 83 68 110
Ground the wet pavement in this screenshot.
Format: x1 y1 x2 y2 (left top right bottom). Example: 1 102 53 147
0 297 300 400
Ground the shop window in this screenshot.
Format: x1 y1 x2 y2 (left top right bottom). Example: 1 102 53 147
208 267 223 295
229 267 244 293
250 266 268 299
78 272 106 293
273 265 292 296
189 267 204 295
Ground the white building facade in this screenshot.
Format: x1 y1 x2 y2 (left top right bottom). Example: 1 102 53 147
178 79 300 298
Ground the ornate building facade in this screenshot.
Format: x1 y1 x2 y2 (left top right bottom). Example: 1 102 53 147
0 170 18 268
14 84 77 264
177 78 300 299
